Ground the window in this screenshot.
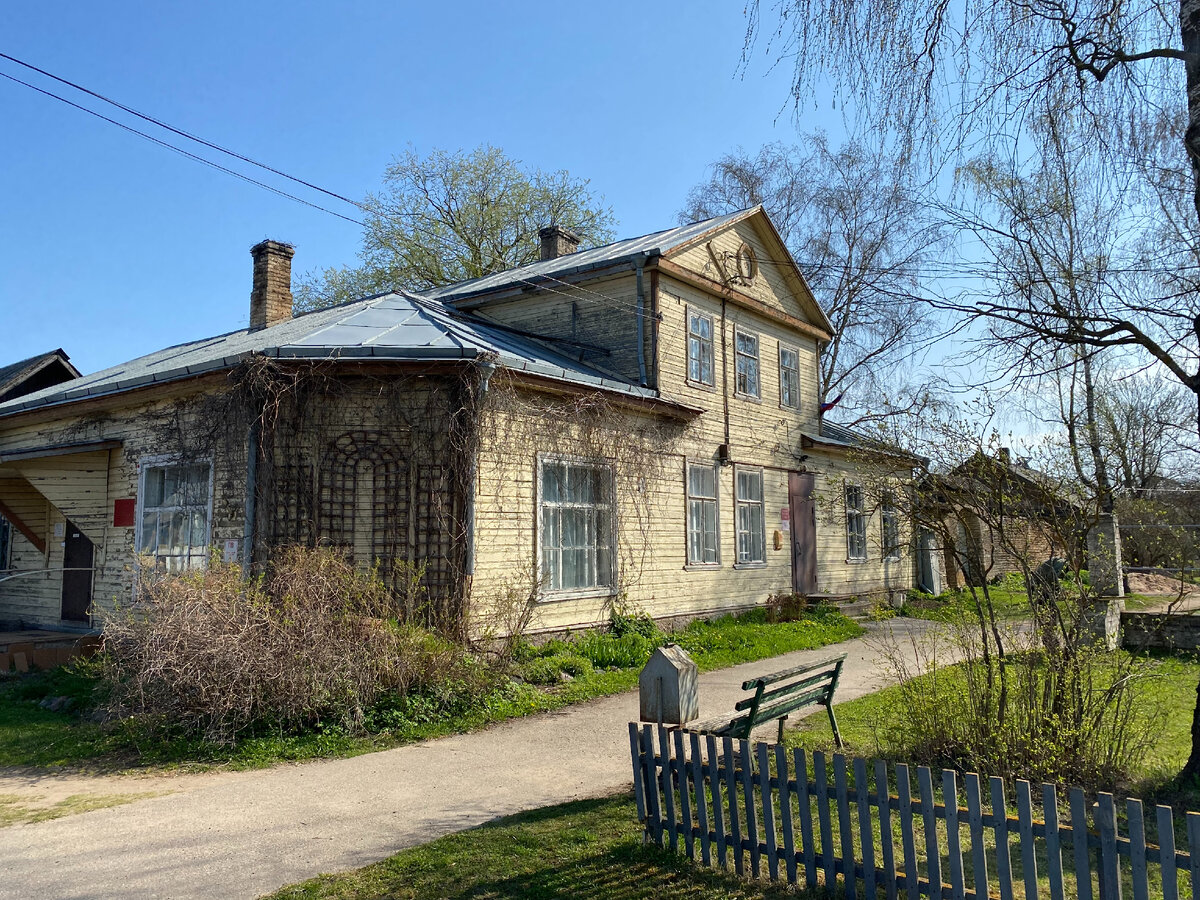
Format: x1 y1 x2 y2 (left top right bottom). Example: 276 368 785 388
139 460 212 571
735 330 760 398
881 492 901 560
845 483 867 561
539 457 615 593
779 345 800 409
735 468 765 564
686 463 719 566
687 311 715 386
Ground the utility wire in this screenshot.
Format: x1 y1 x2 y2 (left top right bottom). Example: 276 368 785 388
0 50 381 216
0 69 366 227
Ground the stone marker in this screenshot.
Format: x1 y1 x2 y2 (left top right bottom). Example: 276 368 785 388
639 643 699 725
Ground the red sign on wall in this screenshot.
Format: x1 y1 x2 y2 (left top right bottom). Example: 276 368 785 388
113 498 136 527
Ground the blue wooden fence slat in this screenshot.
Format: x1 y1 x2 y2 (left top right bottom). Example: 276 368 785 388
1158 805 1178 900
758 742 779 881
816 751 837 891
706 733 726 868
629 728 1200 900
723 735 742 876
1042 783 1065 900
876 759 897 900
990 777 1014 900
856 757 877 900
943 769 965 900
835 754 856 900
965 773 988 900
777 743 798 885
689 731 709 866
918 766 942 900
1016 780 1038 900
796 748 816 886
1071 787 1094 900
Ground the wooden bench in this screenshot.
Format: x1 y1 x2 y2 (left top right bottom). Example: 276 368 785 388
693 653 846 744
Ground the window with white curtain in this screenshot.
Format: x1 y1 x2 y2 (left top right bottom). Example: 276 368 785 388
138 460 212 571
539 457 615 593
686 462 719 565
735 467 765 564
779 345 800 409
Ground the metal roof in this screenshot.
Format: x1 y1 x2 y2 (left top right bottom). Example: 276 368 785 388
0 291 658 417
420 208 757 304
0 208 776 419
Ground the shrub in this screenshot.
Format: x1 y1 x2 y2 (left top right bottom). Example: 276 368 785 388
574 630 654 669
97 547 498 744
766 591 811 623
608 608 660 640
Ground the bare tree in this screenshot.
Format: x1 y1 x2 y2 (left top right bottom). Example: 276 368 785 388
681 135 944 427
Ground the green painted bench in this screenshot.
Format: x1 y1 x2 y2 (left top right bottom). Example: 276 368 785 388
694 653 846 744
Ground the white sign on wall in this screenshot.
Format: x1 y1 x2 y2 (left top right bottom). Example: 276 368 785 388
222 539 240 563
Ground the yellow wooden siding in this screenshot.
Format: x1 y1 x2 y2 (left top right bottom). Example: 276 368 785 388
0 398 246 627
469 273 645 385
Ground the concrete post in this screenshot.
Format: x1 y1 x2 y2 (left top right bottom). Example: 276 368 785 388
1086 513 1125 650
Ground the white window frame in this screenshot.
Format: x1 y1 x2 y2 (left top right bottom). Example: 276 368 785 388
136 455 215 573
734 465 766 566
845 482 867 562
881 491 902 561
779 343 801 410
685 461 720 567
734 327 761 400
686 307 716 388
536 454 617 599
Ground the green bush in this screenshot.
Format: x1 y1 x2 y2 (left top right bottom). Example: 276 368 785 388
574 630 654 669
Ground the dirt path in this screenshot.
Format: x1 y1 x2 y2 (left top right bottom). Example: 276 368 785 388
0 617 938 900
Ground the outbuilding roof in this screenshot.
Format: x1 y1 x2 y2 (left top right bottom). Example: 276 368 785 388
0 349 80 404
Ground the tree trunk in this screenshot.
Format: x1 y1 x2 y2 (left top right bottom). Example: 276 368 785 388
1177 0 1200 783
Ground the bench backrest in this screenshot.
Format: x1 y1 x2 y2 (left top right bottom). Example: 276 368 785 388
729 653 846 738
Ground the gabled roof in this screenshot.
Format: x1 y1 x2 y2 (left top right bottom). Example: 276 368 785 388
421 209 755 305
0 293 660 418
0 349 80 404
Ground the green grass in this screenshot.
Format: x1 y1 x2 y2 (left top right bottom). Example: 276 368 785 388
903 581 1162 623
263 793 806 900
783 649 1200 799
0 606 862 773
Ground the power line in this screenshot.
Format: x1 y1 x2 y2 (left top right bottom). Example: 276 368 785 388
0 69 366 227
0 50 378 216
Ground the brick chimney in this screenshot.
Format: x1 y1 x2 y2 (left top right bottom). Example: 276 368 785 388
249 239 295 331
539 225 581 261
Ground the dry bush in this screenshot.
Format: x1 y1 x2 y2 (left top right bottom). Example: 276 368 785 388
98 547 495 744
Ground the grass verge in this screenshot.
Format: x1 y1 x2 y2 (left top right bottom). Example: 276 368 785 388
783 649 1200 802
263 793 805 900
0 606 862 773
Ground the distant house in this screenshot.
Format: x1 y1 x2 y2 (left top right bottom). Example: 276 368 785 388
923 449 1078 590
0 209 917 633
0 349 80 578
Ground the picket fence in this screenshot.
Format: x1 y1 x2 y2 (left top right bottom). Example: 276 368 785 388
628 722 1200 900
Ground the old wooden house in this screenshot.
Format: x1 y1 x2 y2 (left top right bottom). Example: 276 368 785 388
0 208 916 635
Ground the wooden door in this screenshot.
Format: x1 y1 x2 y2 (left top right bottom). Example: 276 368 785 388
60 522 93 622
788 472 817 594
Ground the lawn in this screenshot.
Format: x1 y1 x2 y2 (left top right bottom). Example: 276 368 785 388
0 605 862 772
783 648 1200 801
901 581 1161 623
262 793 805 900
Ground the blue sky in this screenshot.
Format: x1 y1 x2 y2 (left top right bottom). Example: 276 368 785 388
0 1 847 375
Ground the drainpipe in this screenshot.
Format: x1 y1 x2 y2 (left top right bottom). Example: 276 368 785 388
464 361 496 577
242 421 259 571
634 254 649 387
